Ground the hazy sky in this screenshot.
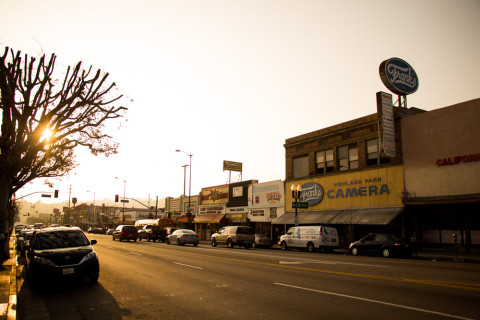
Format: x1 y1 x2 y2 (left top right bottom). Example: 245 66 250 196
2 0 479 207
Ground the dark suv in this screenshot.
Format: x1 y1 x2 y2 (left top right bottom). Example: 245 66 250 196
349 233 411 258
138 225 167 242
211 226 255 249
112 225 138 242
25 227 99 286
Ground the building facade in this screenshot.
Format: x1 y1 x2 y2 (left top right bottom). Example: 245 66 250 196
401 98 480 250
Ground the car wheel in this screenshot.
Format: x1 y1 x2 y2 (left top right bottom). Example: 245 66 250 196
90 273 99 284
382 248 391 258
227 239 234 248
112 236 115 241
166 238 170 244
211 239 217 247
147 237 151 242
281 241 287 251
306 242 315 253
138 237 141 241
119 237 123 242
177 239 181 246
153 238 156 242
245 243 252 249
134 238 137 242
351 247 359 256
193 243 198 247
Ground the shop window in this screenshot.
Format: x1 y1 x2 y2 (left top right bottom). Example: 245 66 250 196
315 149 334 174
338 144 358 171
293 155 309 178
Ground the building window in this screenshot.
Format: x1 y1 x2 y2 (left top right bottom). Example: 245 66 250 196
315 149 334 174
338 144 358 171
293 155 309 178
367 139 379 166
367 138 391 166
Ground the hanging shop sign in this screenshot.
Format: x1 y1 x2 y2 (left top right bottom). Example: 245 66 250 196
299 182 324 206
379 58 419 95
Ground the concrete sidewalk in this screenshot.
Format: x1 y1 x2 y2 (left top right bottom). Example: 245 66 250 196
0 233 17 320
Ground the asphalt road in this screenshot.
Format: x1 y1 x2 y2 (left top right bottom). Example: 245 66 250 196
17 234 480 320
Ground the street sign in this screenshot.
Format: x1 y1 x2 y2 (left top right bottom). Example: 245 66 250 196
121 199 129 203
292 202 308 209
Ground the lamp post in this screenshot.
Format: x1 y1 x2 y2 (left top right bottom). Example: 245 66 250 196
115 177 126 222
176 150 192 222
291 184 302 227
181 165 189 197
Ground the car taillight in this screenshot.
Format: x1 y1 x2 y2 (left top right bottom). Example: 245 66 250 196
183 234 187 237
394 241 401 246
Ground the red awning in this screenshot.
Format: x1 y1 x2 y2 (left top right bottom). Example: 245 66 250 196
178 215 194 223
194 214 226 224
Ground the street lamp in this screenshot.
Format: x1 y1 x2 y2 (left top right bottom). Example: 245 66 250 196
291 184 302 227
181 165 189 197
176 149 192 222
115 177 126 222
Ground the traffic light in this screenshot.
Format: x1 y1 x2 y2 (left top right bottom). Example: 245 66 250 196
54 190 59 198
115 194 119 202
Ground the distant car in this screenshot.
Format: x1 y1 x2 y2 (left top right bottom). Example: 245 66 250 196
166 229 199 246
349 233 412 258
138 225 167 242
112 225 138 242
106 229 114 235
253 234 274 249
211 226 255 249
15 224 27 234
87 227 104 234
25 226 99 286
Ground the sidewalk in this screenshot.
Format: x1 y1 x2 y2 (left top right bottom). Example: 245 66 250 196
0 233 17 320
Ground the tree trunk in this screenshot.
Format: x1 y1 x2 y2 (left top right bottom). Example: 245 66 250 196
0 177 11 264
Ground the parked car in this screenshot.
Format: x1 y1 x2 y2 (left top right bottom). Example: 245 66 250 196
112 225 138 242
15 224 27 234
17 229 35 255
211 226 255 249
279 226 339 252
253 234 274 248
349 233 412 258
25 226 99 286
138 225 167 242
166 229 199 246
106 229 114 235
87 227 105 234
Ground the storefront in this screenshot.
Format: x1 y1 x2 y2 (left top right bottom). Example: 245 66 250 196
401 99 480 250
248 180 285 241
275 165 405 248
195 185 229 240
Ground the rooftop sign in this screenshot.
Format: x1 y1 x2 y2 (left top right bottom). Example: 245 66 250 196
379 58 419 95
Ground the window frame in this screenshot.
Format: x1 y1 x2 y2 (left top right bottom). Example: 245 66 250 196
315 149 334 174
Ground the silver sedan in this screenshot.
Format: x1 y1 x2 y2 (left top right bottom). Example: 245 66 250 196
166 229 199 246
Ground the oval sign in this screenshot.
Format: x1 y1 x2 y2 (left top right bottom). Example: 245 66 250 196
379 58 419 95
300 183 323 206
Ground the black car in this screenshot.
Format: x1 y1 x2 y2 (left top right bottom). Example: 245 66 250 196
87 227 105 234
25 227 100 286
349 233 411 258
138 225 167 242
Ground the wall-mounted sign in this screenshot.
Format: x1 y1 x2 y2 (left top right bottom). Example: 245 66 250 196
436 153 480 166
376 91 396 158
300 182 324 205
223 160 242 172
379 58 419 95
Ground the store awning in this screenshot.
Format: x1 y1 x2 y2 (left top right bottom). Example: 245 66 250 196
272 207 403 225
177 215 194 223
194 214 226 224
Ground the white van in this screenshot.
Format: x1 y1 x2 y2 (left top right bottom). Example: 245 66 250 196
279 226 339 252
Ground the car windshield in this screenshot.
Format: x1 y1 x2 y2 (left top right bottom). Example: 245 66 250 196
34 231 90 249
123 226 136 231
181 230 196 234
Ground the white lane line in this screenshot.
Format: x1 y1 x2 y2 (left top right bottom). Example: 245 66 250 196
129 252 142 256
278 260 388 267
274 283 474 320
174 262 203 270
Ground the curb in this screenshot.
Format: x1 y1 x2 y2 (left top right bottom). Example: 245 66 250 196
0 235 17 320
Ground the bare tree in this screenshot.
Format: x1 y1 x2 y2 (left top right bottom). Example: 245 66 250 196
0 47 128 238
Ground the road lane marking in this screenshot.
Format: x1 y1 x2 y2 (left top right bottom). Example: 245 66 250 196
173 262 203 269
152 247 480 292
129 252 142 256
274 283 475 320
279 260 388 267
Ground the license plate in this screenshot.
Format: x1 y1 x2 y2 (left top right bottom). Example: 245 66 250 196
63 267 75 275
